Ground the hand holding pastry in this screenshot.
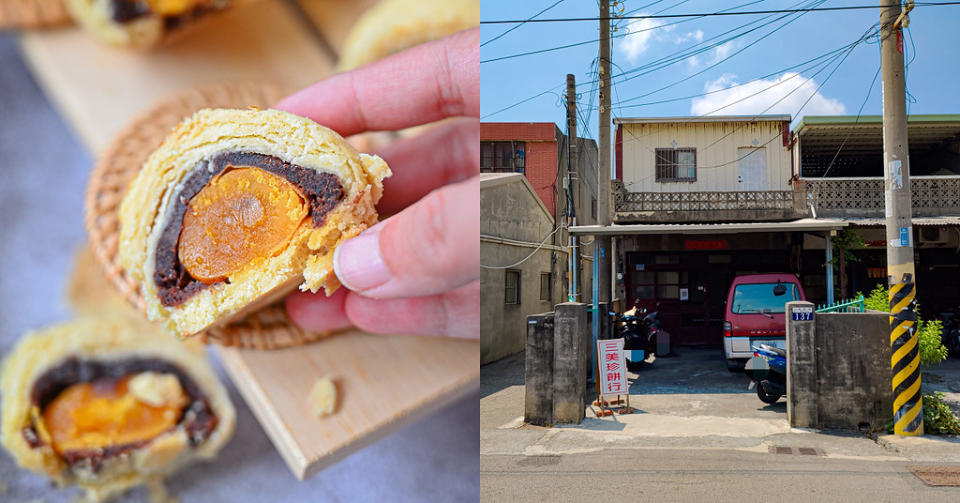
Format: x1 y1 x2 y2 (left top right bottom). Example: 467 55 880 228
280 28 480 340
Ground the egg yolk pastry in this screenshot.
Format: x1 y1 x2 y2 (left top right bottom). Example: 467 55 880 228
118 108 390 337
0 315 235 502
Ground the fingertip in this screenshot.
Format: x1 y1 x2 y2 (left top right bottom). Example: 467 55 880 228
285 288 353 332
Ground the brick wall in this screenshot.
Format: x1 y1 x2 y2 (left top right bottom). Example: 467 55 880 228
481 122 560 218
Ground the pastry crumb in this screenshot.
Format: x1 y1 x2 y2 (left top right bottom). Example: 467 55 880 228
309 377 338 417
129 372 185 408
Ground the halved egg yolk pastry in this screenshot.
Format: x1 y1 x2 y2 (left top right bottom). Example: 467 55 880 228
0 315 235 502
118 108 390 337
64 0 247 48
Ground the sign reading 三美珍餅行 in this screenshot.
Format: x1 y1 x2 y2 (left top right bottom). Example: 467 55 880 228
791 306 813 321
597 339 628 397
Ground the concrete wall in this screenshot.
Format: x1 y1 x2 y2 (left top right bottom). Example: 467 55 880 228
786 302 893 430
619 119 791 192
481 174 567 364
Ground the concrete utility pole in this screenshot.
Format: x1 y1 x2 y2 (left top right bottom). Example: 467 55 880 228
597 0 612 304
879 0 921 436
565 74 579 302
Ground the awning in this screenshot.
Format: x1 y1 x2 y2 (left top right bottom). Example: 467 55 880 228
842 216 960 227
569 218 848 236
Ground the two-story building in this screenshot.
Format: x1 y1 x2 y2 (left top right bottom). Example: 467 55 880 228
480 122 600 363
571 114 960 348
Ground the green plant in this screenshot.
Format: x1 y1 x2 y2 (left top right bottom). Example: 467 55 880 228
922 392 960 435
861 285 959 435
857 285 947 367
825 229 864 299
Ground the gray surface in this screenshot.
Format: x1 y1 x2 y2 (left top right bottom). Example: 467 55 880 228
0 34 478 502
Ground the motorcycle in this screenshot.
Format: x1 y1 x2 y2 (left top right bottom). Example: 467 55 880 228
744 343 786 404
940 307 960 358
610 304 662 371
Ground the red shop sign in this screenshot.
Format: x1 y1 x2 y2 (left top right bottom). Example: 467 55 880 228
684 239 728 250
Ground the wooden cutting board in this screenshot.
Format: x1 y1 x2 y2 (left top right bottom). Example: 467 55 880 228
20 0 478 479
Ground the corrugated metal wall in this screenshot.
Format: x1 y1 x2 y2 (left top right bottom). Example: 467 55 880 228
620 121 791 192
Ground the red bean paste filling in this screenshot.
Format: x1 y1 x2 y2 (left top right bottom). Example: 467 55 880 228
22 358 218 472
153 151 344 307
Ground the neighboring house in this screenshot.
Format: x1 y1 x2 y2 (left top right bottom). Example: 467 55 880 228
481 122 598 308
569 114 960 347
480 173 587 364
793 115 960 316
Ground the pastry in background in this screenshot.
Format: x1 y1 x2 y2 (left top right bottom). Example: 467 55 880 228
65 243 134 316
1 315 235 502
64 0 248 48
118 108 390 337
337 0 478 71
0 0 72 29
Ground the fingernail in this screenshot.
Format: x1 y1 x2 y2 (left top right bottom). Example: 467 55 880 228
334 226 390 292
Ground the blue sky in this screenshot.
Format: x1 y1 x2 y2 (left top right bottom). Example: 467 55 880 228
480 0 960 141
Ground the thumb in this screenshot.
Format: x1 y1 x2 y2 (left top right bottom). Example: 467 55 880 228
333 176 479 299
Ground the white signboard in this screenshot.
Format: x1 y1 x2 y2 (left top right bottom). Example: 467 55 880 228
597 339 628 397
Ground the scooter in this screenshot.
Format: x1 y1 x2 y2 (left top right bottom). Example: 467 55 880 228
940 307 960 357
744 344 786 404
611 305 661 370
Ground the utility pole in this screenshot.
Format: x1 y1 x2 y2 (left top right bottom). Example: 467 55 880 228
597 0 612 305
566 74 579 302
880 0 921 436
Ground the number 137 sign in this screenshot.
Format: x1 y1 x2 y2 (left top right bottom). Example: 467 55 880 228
597 339 628 397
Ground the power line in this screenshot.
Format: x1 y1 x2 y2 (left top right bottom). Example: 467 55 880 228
481 0 766 64
482 0 805 117
480 226 564 269
618 22 876 187
609 0 826 103
480 2 960 24
481 0 565 47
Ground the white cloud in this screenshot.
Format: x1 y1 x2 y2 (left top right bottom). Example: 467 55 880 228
690 73 847 117
675 29 704 44
618 15 667 62
712 41 738 63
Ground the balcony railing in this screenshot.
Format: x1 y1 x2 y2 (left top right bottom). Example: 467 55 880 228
612 176 960 223
612 180 810 223
801 176 960 217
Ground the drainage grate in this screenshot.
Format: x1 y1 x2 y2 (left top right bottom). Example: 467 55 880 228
770 446 824 456
908 466 960 487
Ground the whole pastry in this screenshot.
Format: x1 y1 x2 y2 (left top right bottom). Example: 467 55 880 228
0 315 235 502
118 108 390 337
64 0 247 48
338 0 479 71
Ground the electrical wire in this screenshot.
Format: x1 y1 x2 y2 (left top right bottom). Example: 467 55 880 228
480 225 564 269
617 22 876 187
482 0 566 47
481 0 792 119
480 2 960 24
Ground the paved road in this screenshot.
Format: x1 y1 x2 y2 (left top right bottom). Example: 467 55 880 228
481 347 960 501
482 448 960 503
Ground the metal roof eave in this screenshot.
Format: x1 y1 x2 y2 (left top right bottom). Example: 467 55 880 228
569 218 848 236
614 115 792 125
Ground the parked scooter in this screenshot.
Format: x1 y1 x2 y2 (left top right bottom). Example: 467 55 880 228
744 344 786 404
610 303 664 370
940 307 960 357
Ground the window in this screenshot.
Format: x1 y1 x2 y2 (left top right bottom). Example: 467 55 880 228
540 273 552 301
505 270 521 304
731 283 800 314
481 141 526 173
591 198 597 220
655 147 696 182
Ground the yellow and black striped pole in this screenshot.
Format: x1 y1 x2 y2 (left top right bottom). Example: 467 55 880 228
880 0 921 436
889 272 921 435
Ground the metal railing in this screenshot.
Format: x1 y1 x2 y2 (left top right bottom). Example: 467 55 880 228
815 295 865 313
611 176 960 222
